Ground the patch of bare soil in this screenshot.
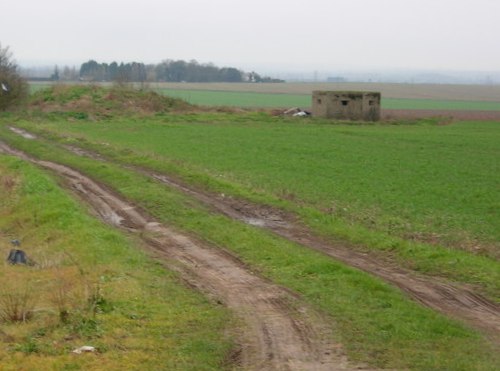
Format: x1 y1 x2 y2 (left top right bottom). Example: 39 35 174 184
0 142 364 371
383 109 500 121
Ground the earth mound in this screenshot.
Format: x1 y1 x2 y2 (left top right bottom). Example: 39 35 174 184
29 84 193 118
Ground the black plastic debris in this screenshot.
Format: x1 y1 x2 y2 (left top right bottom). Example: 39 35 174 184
7 249 28 265
6 240 35 265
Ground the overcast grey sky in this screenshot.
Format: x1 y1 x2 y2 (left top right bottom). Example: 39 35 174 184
2 0 499 72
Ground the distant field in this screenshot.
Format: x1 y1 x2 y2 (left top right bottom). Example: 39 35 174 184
149 82 500 101
156 89 308 108
156 88 500 110
28 81 500 110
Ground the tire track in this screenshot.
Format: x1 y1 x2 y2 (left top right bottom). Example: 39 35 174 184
149 169 500 341
0 141 362 370
51 139 500 341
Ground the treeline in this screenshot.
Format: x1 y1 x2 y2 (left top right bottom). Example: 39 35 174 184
78 59 284 83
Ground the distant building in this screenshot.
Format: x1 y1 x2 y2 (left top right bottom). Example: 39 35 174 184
311 91 381 121
326 76 347 83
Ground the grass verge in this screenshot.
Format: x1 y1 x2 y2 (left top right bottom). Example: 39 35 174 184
0 155 233 370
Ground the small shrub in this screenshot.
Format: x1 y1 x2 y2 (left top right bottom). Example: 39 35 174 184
0 43 29 111
1 175 18 190
0 281 37 322
66 111 89 120
88 282 113 315
14 337 39 354
67 315 102 338
49 269 78 324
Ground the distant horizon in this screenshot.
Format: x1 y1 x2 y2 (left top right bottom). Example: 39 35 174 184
3 0 499 76
18 58 500 85
17 57 500 75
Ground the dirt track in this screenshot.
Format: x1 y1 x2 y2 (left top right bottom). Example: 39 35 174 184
46 138 500 341
143 169 500 341
0 141 362 371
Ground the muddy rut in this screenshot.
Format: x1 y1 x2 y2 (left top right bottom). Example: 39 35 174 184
55 139 500 341
0 141 363 370
150 171 500 340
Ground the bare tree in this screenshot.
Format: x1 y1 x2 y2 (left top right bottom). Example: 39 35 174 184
0 43 28 110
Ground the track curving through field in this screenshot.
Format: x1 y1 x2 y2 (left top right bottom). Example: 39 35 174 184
50 137 500 342
147 169 500 341
0 141 363 370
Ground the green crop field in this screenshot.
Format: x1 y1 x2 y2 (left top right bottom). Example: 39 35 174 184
3 86 499 370
21 113 499 251
156 88 500 110
157 88 308 107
